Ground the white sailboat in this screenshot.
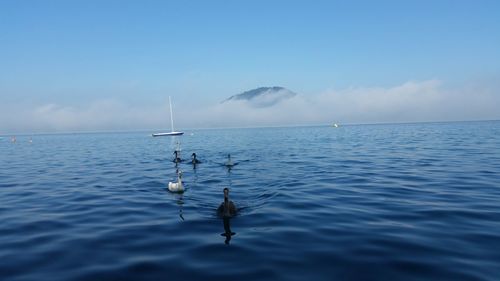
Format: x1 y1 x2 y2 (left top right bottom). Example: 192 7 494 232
152 96 184 137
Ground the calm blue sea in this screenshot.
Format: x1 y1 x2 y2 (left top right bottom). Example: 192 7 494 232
1 121 500 281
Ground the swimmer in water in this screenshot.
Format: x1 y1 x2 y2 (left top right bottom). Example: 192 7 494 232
173 150 182 163
191 153 201 164
217 187 237 217
225 154 234 168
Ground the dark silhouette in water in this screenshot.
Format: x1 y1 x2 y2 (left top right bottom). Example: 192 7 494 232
225 154 238 171
173 150 182 163
191 153 201 165
217 187 237 217
225 154 233 167
217 187 237 244
221 217 235 245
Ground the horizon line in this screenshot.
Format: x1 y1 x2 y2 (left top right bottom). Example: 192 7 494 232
1 118 499 137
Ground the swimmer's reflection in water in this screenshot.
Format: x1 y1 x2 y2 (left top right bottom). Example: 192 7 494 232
221 217 235 244
177 194 184 221
217 187 237 244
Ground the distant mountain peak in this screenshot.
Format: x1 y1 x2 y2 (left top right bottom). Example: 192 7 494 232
223 86 297 107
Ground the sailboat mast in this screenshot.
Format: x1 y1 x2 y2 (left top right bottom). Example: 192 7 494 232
151 96 183 137
169 96 175 132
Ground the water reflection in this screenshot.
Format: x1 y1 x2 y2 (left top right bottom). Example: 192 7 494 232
177 194 184 221
165 188 185 221
171 139 182 163
166 167 185 221
166 138 184 220
192 166 198 186
221 217 236 244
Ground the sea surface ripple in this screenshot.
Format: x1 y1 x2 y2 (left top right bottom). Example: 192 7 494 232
1 121 500 280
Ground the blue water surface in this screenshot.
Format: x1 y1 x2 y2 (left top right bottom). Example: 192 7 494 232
1 121 500 281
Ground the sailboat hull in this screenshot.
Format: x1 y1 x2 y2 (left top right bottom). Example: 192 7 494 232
151 96 183 137
152 132 184 137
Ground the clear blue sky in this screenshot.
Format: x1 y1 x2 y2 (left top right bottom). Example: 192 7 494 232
1 0 499 132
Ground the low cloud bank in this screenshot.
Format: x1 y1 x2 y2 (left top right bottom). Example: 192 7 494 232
1 80 499 133
180 79 499 128
1 100 166 133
